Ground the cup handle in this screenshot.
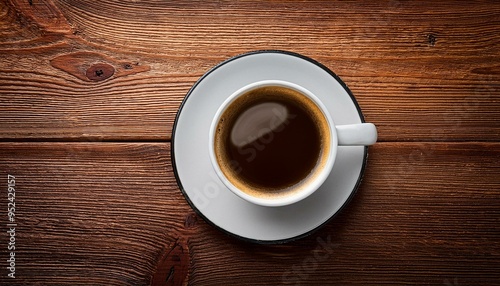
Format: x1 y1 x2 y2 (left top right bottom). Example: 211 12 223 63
336 123 377 146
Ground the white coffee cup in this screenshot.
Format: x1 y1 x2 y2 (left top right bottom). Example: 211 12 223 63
209 80 376 207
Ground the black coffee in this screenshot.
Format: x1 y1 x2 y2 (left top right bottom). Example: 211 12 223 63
214 85 330 198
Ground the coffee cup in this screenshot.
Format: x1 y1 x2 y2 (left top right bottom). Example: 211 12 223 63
208 80 376 207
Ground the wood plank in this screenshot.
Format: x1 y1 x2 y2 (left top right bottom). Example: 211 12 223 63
0 143 192 285
0 0 499 141
188 142 500 285
0 142 498 285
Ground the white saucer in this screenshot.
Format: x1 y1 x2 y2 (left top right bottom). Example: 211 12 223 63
172 51 367 243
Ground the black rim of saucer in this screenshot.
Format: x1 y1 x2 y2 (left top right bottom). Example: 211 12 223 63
170 50 368 244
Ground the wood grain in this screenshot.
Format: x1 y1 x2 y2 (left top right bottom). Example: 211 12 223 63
0 143 192 285
1 1 499 285
188 142 500 285
0 142 498 285
0 0 499 141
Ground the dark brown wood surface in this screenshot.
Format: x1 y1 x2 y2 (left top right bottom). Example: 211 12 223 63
0 0 499 285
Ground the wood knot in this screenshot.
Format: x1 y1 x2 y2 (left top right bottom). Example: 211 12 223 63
152 239 189 286
427 33 437 46
50 52 150 82
184 213 198 228
86 63 114 81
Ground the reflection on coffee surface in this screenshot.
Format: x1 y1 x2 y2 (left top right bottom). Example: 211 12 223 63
214 85 330 198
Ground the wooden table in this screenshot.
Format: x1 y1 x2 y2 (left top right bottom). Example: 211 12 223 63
1 1 499 285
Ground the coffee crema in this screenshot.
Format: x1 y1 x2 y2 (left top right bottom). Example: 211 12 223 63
214 85 331 199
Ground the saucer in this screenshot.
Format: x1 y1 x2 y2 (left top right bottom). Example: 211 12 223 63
171 51 367 243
